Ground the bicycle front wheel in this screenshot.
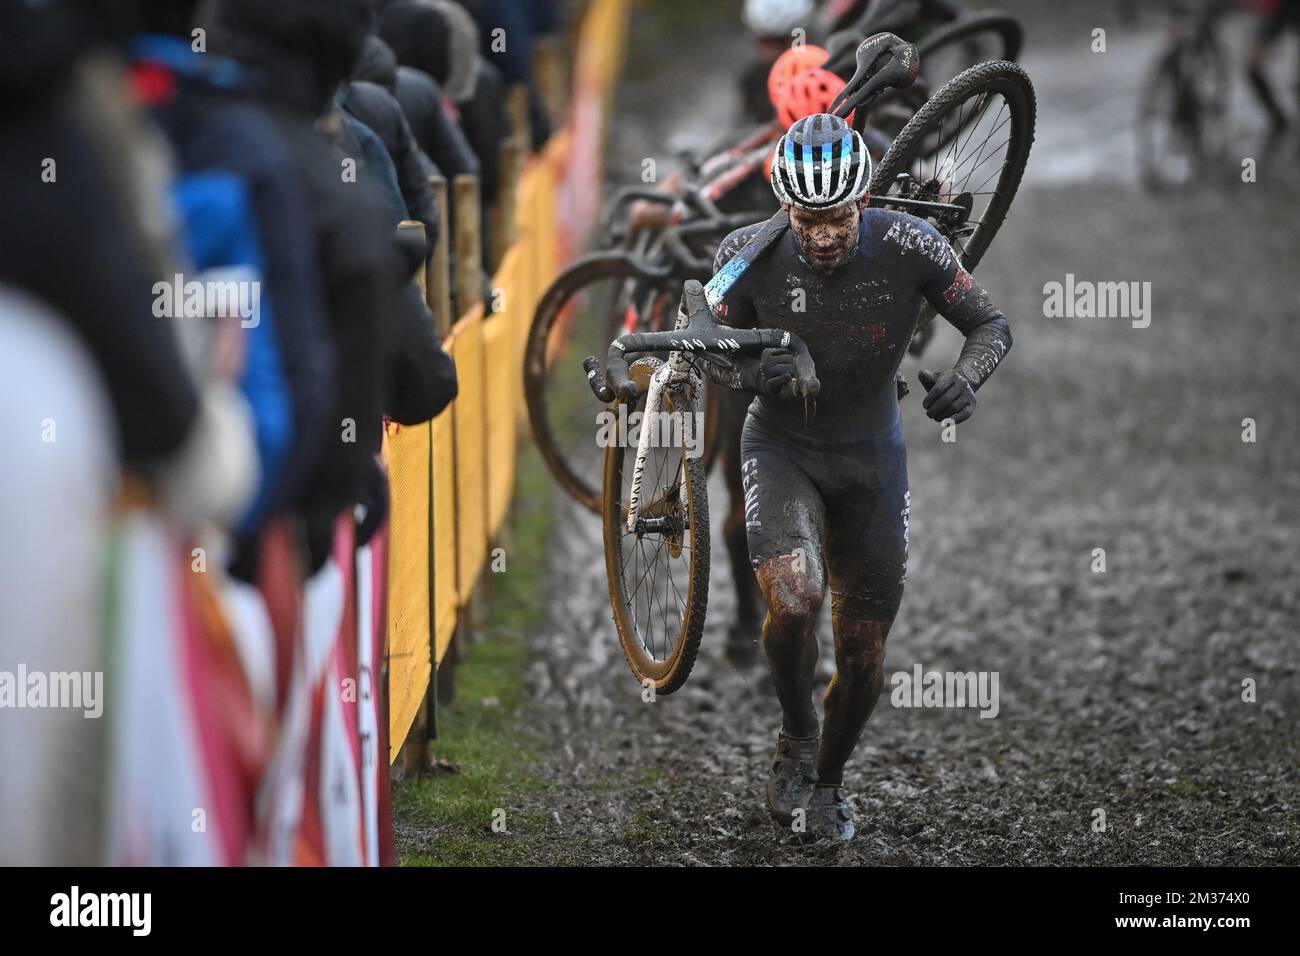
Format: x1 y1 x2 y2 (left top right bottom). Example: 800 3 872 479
602 360 710 695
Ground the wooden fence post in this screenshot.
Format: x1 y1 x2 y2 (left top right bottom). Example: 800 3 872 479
490 84 531 269
453 174 482 318
427 175 452 338
533 34 566 124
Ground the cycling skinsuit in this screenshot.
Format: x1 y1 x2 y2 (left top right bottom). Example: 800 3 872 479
709 208 1008 620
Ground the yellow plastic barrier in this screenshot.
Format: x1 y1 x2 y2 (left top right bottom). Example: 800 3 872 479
383 420 433 753
431 410 458 664
386 0 632 763
448 306 488 607
482 265 514 538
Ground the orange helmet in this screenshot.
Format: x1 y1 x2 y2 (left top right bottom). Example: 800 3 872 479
767 45 854 130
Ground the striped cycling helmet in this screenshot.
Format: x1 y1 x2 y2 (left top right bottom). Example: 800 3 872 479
770 113 871 212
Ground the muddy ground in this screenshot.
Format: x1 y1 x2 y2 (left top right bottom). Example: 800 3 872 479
400 2 1300 865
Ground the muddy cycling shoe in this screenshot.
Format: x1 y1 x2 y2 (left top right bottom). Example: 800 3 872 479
766 730 819 823
801 784 856 842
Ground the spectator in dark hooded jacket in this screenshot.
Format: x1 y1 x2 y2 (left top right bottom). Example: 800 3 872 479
130 1 340 559
0 0 200 469
458 0 554 150
354 35 478 200
379 1 505 205
344 77 441 249
209 0 455 570
379 1 506 264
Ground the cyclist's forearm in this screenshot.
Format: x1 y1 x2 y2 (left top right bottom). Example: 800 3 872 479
936 275 1012 389
952 314 1012 390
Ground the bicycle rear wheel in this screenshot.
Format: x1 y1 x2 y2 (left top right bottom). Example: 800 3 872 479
871 59 1035 355
603 360 710 695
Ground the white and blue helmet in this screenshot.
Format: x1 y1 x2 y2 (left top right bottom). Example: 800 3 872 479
770 113 871 212
743 0 815 38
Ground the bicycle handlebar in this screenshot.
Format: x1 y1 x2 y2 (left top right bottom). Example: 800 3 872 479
583 325 819 405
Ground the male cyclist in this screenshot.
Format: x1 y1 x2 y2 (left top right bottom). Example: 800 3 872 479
628 47 903 666
696 113 1011 840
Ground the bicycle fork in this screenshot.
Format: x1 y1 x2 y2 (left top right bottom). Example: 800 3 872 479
624 352 699 535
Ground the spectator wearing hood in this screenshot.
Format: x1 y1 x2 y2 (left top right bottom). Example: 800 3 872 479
343 74 441 250
379 0 507 264
130 3 339 552
457 0 555 150
210 0 456 570
354 34 479 191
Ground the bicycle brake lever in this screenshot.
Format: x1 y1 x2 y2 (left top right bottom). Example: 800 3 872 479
687 351 735 370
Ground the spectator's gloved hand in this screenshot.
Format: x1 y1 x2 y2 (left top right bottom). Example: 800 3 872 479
392 225 428 283
918 368 975 424
356 457 390 546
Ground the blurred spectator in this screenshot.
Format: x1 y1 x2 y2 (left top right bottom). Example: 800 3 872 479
380 0 508 264
0 0 258 523
354 34 480 193
326 103 410 225
209 0 454 569
130 5 338 551
344 77 442 248
455 0 555 149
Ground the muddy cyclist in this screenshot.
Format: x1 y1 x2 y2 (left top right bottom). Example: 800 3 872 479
699 111 1013 840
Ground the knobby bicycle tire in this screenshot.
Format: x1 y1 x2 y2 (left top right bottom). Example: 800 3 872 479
602 364 710 695
866 11 1024 145
871 58 1036 275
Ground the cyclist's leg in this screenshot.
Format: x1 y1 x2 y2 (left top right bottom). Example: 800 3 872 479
741 411 828 739
817 430 909 785
1248 9 1289 129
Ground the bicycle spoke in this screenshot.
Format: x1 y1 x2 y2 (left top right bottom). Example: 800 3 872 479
616 418 695 664
949 107 1010 189
952 92 993 165
968 158 1010 200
